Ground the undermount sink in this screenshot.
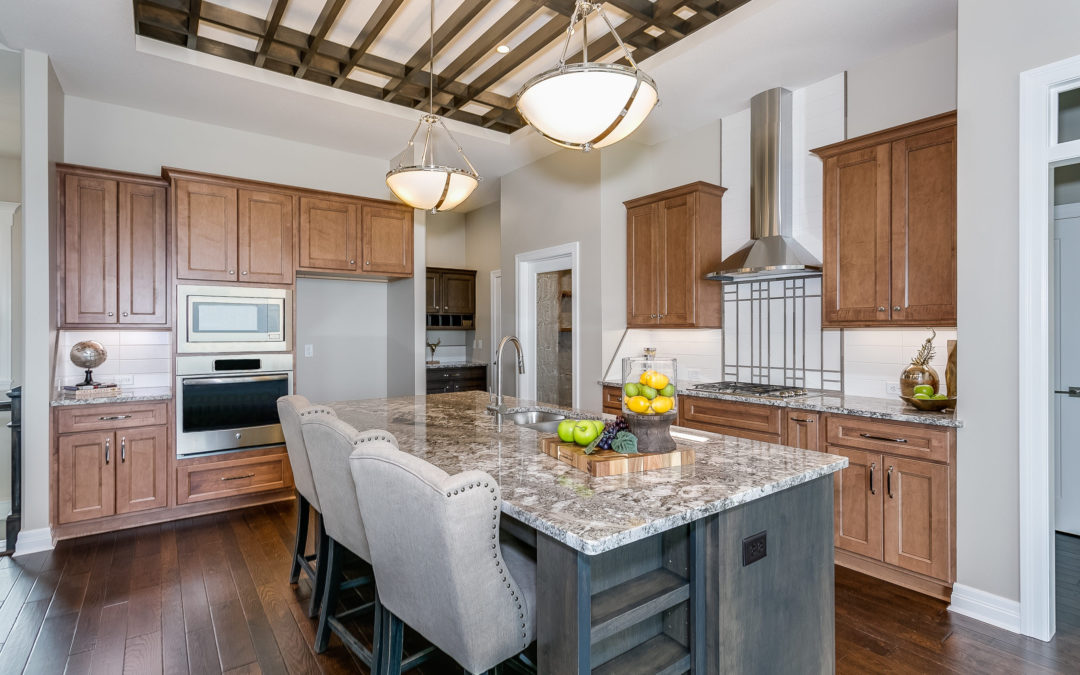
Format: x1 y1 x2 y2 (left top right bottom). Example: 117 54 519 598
506 410 567 432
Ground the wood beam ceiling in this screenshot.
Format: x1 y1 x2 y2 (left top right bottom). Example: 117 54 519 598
132 0 753 134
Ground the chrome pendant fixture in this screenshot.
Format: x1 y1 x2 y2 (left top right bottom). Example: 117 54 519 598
386 0 479 212
516 0 658 151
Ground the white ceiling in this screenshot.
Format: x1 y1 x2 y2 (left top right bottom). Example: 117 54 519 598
0 0 956 182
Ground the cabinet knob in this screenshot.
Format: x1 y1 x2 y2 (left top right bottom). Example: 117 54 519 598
228 269 235 275
444 306 449 310
893 306 901 312
350 260 356 265
877 307 885 312
241 271 248 276
107 311 114 317
122 311 128 317
365 261 371 266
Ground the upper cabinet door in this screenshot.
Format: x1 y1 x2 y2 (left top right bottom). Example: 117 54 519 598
63 174 118 325
658 195 695 326
176 180 239 281
239 189 294 284
361 205 413 275
298 197 358 271
627 203 659 327
117 182 167 325
821 145 892 325
441 272 476 314
425 271 440 313
890 126 957 324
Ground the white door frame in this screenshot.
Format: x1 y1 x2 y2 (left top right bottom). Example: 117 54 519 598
515 242 581 407
1018 52 1080 641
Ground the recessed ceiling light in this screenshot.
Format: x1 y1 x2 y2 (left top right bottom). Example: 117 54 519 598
673 6 697 20
496 44 510 54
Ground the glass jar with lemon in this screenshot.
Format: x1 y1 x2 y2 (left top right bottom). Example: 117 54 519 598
621 356 678 452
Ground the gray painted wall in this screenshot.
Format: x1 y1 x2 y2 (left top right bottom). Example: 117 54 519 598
465 200 501 364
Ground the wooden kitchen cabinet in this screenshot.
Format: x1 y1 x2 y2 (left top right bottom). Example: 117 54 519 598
813 112 956 327
678 395 782 443
299 196 358 272
362 204 413 275
602 385 623 415
624 182 726 328
59 166 168 327
55 401 169 525
425 271 440 313
883 455 951 581
238 189 294 284
426 365 488 394
783 410 822 451
832 447 884 560
426 268 477 318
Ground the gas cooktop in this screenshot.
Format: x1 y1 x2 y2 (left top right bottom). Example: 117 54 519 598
689 381 809 398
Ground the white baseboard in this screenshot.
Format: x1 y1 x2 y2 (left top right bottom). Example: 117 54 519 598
949 583 1022 633
14 527 54 557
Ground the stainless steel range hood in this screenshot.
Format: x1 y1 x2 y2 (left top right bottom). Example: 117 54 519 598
705 88 822 283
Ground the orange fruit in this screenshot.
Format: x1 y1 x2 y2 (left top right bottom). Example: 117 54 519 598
627 396 651 414
650 396 673 414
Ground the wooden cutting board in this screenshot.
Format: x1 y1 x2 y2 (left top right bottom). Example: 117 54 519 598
539 437 695 477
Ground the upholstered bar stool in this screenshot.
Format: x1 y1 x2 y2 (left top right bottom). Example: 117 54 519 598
277 395 333 618
302 414 435 670
349 440 537 675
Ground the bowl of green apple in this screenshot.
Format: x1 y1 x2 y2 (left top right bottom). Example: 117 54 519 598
900 384 956 412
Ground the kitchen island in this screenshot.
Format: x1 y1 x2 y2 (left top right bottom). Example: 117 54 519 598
329 391 847 674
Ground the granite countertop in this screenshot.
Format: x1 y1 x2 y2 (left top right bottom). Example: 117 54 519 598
51 387 173 407
600 380 963 428
327 391 847 555
425 361 489 370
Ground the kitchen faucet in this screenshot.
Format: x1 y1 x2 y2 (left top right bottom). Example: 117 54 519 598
492 335 525 414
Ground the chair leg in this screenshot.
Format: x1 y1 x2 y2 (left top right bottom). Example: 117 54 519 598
375 605 404 675
307 515 329 619
315 538 342 653
290 493 309 584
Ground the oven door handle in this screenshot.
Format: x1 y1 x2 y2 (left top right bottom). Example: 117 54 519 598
181 374 290 385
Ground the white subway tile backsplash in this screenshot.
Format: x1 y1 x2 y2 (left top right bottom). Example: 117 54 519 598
55 330 173 390
117 345 171 360
133 373 172 388
120 330 171 345
843 328 957 397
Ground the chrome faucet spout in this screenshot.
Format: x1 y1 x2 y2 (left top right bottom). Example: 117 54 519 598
494 335 525 410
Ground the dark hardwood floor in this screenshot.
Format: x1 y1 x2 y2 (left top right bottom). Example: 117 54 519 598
1 501 1078 674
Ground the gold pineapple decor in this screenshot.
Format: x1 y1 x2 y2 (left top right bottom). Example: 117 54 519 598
900 329 940 397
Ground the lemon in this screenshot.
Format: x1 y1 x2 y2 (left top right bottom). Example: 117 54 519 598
639 370 654 386
627 396 651 414
649 373 670 390
650 396 673 414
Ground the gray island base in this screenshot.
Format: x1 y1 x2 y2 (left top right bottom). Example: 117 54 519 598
328 391 846 674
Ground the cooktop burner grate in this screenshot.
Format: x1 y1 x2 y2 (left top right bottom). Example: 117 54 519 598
689 381 809 398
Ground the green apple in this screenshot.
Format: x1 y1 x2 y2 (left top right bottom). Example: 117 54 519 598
557 419 577 443
590 419 606 435
913 384 935 397
624 383 640 397
639 385 658 400
573 420 600 446
931 393 948 400
660 384 675 397
912 393 931 400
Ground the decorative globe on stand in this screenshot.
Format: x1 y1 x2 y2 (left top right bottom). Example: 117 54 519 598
622 356 678 453
70 341 107 386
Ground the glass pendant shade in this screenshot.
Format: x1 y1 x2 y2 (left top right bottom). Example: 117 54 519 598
386 165 478 212
516 1 658 151
517 64 658 150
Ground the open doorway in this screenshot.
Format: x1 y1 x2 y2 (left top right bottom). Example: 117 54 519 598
515 243 580 407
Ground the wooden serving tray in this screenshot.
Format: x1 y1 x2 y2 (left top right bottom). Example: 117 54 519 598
539 437 695 477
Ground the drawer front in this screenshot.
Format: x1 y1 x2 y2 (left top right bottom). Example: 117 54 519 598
679 396 782 438
602 386 622 414
57 401 169 433
177 450 293 504
427 366 487 381
826 415 952 464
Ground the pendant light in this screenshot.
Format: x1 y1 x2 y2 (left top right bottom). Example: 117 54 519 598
386 0 480 212
516 0 658 151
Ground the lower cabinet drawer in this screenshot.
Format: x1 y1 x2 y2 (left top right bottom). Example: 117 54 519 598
826 415 952 464
602 386 623 414
57 401 169 433
176 450 293 504
678 395 783 442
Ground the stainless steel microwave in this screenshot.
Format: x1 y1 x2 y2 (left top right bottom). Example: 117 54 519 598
177 285 291 353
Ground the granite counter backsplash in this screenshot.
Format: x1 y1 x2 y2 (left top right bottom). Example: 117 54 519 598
600 380 962 428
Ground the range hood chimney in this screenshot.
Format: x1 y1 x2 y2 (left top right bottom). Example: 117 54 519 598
705 88 822 283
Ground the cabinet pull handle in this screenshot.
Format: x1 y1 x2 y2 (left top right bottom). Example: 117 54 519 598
869 462 876 495
791 416 815 423
121 436 126 463
221 473 255 482
105 438 111 464
98 415 132 421
887 466 894 499
859 433 907 444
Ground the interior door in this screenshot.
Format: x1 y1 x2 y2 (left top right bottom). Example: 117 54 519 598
626 203 659 326
238 189 294 284
57 431 115 523
115 426 168 515
832 447 884 560
117 181 167 325
822 145 892 324
658 195 695 326
361 204 413 275
63 174 118 325
175 180 238 281
298 197 357 271
1055 207 1080 535
890 125 957 323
